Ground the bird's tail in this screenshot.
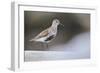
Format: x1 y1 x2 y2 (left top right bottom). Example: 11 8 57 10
29 39 36 42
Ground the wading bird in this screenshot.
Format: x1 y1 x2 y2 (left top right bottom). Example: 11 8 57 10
30 19 64 48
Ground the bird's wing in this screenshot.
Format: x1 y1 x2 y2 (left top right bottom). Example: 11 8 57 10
45 35 55 42
34 28 49 39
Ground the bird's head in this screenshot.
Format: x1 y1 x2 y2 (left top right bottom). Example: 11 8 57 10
52 19 64 27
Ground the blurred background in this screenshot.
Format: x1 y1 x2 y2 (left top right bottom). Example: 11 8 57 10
24 11 90 51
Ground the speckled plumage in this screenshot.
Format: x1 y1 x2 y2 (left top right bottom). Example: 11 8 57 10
30 19 63 43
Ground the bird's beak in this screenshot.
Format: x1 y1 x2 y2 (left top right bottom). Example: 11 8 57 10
60 23 64 27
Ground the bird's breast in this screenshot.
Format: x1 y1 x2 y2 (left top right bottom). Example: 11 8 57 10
50 27 57 34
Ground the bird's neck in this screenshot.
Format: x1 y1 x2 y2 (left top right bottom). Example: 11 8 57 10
50 24 58 33
51 23 58 29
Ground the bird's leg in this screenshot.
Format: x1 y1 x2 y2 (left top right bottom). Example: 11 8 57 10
40 42 44 49
41 43 47 50
46 43 49 49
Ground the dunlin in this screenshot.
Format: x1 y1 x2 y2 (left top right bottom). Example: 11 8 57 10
30 19 64 48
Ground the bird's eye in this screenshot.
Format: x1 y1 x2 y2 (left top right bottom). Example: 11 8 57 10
56 20 58 23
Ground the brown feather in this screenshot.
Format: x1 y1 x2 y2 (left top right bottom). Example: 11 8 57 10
34 28 49 39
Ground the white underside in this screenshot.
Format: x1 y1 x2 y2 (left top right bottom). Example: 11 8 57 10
34 37 47 43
